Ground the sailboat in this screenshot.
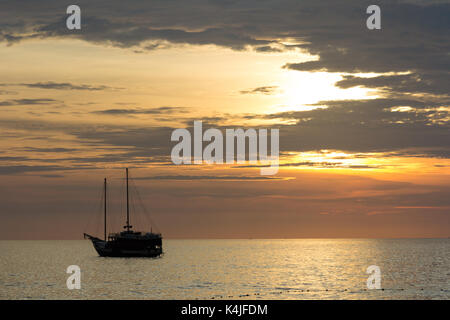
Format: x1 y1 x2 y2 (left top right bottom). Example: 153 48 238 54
84 168 163 257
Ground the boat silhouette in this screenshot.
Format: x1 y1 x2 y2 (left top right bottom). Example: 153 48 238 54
84 168 163 257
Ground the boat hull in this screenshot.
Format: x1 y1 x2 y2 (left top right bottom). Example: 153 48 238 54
95 246 162 258
85 233 163 258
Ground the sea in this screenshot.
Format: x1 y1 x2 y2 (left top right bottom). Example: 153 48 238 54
1 239 449 300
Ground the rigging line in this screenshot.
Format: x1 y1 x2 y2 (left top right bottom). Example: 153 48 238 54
95 188 103 236
130 177 148 230
131 178 161 233
133 188 143 230
128 174 146 229
106 175 118 234
137 188 150 232
127 170 138 230
83 181 104 235
129 176 150 232
114 174 125 233
130 187 141 231
115 173 125 231
135 190 145 231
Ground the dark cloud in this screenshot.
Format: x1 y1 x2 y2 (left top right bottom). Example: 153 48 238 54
240 86 278 95
0 165 91 175
0 156 30 162
0 1 448 107
0 1 278 51
0 98 59 106
20 147 79 153
282 2 450 73
242 98 450 154
254 45 283 53
335 73 450 96
73 99 450 159
2 95 449 169
17 82 122 91
1 1 445 58
378 149 450 159
71 124 175 160
92 106 187 116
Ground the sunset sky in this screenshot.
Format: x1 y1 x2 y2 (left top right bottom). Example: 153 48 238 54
0 0 449 239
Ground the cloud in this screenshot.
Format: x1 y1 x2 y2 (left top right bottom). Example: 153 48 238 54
0 1 448 107
0 165 92 175
20 147 79 153
0 0 449 162
132 175 287 181
17 82 122 91
75 99 450 159
240 86 279 95
92 106 187 116
242 98 450 155
0 1 442 56
235 161 382 169
335 73 450 96
1 95 448 169
0 98 60 106
0 2 277 51
254 45 283 53
0 156 30 162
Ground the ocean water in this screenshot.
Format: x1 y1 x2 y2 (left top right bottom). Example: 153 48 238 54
0 239 449 300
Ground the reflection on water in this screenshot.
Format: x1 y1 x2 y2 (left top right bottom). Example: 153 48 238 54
0 239 449 299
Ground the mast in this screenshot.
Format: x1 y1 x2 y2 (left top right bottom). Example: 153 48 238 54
104 178 107 241
126 168 130 231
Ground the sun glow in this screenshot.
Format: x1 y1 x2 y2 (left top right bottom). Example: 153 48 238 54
275 71 379 113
